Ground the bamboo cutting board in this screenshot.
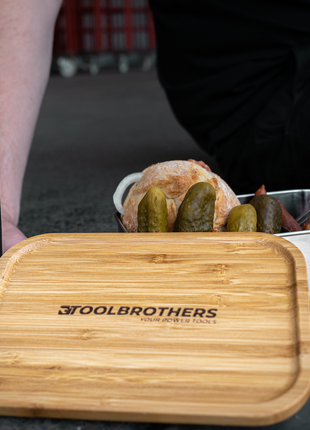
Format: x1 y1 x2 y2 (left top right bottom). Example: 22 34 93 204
0 232 309 426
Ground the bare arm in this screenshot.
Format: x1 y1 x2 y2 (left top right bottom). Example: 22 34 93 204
0 0 62 252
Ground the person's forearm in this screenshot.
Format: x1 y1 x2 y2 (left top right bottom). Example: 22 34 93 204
0 0 62 227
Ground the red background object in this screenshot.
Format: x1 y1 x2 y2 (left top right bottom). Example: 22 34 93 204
53 0 156 56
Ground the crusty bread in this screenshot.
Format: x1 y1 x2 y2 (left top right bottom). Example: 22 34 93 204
121 160 240 232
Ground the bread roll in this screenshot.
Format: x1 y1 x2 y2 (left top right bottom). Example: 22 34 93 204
121 160 240 232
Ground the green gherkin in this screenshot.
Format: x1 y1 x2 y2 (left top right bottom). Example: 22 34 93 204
226 204 257 232
138 186 169 232
174 182 216 232
249 195 282 234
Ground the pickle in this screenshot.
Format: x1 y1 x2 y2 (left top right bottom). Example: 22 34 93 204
226 204 257 232
249 195 282 234
174 182 216 232
138 186 168 232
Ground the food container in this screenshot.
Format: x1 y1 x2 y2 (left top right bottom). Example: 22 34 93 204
115 211 128 232
238 189 310 237
115 189 310 236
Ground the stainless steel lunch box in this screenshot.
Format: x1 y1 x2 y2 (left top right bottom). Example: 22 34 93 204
115 189 310 237
238 189 310 237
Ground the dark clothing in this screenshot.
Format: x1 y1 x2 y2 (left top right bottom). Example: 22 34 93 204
149 0 310 193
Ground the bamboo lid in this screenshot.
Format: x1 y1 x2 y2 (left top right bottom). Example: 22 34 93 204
0 232 309 426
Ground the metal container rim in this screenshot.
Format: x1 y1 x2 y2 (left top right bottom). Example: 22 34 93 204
114 189 310 237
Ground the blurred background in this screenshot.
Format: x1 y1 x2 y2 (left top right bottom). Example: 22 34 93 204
19 0 219 239
52 0 157 77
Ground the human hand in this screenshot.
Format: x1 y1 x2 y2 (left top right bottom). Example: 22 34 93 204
2 218 27 254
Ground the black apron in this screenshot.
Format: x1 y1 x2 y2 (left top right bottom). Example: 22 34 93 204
149 0 310 193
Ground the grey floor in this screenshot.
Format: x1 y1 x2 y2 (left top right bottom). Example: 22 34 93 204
2 69 309 430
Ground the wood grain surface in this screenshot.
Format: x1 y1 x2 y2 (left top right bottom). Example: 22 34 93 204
0 232 309 426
